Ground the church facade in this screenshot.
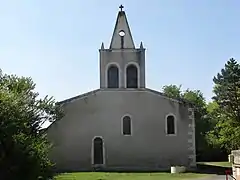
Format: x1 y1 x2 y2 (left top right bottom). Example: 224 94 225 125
47 6 196 172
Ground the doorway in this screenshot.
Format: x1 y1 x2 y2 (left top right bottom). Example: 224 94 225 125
92 137 104 165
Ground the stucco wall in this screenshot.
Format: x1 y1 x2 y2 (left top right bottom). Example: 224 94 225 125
47 89 194 172
100 49 145 89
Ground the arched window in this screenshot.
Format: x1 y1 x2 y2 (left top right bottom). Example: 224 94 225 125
122 115 131 135
107 65 119 88
126 64 138 88
166 115 176 135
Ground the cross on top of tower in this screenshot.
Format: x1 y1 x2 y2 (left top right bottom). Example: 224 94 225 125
119 4 124 12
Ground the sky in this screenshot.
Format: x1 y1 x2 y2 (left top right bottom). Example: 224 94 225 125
0 0 240 103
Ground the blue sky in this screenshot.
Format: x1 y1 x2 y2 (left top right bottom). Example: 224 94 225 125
0 0 239 102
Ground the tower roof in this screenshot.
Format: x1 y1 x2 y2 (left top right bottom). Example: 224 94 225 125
109 5 135 49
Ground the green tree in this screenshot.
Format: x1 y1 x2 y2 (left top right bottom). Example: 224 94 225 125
182 89 213 160
213 58 240 122
206 101 221 127
182 89 209 135
0 70 63 180
207 58 240 152
162 84 182 99
207 101 219 117
162 85 219 160
182 89 206 108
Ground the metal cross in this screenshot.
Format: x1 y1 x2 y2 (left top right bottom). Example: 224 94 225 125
119 4 124 11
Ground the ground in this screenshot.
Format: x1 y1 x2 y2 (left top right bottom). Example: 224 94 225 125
54 172 212 180
54 162 231 180
197 162 231 168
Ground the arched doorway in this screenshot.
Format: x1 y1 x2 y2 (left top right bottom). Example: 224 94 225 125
93 137 104 165
126 64 138 88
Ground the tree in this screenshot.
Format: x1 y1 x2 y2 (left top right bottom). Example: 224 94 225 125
162 84 182 99
213 58 240 122
205 101 221 134
162 85 219 160
207 58 240 152
206 101 219 120
181 89 214 160
182 89 206 108
0 70 63 180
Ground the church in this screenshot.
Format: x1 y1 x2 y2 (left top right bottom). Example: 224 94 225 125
47 6 196 172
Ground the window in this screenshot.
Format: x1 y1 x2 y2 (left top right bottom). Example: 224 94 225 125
107 65 119 88
122 115 131 135
166 115 176 135
126 64 138 88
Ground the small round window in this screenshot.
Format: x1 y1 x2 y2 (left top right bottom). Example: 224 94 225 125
119 30 125 37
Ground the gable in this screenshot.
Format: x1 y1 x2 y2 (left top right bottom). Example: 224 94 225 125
57 88 192 107
46 88 192 137
57 89 101 106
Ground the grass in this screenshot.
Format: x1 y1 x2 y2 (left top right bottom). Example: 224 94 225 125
54 161 232 179
54 172 211 180
197 161 231 168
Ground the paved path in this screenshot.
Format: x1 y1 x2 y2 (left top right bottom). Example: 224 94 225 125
210 175 225 180
198 175 228 180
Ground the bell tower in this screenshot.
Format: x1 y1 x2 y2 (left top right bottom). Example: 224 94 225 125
99 5 146 89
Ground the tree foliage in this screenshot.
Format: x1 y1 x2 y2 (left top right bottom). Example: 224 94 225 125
182 89 206 110
162 59 240 158
207 58 240 152
162 84 182 99
213 58 240 122
182 90 211 157
0 70 63 180
162 85 221 160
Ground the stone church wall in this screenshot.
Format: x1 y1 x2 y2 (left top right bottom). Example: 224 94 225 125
47 89 194 172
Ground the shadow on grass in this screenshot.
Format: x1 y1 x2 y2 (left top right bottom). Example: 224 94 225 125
191 164 231 175
55 169 171 174
54 164 232 175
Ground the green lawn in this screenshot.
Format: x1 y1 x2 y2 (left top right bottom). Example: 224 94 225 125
197 161 231 168
54 161 231 179
54 172 211 180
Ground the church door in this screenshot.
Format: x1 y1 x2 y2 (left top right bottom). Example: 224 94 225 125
93 137 104 165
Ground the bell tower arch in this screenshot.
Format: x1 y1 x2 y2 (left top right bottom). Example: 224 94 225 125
99 5 146 89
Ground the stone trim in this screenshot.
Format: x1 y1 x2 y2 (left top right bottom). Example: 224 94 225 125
100 48 144 52
187 108 196 167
